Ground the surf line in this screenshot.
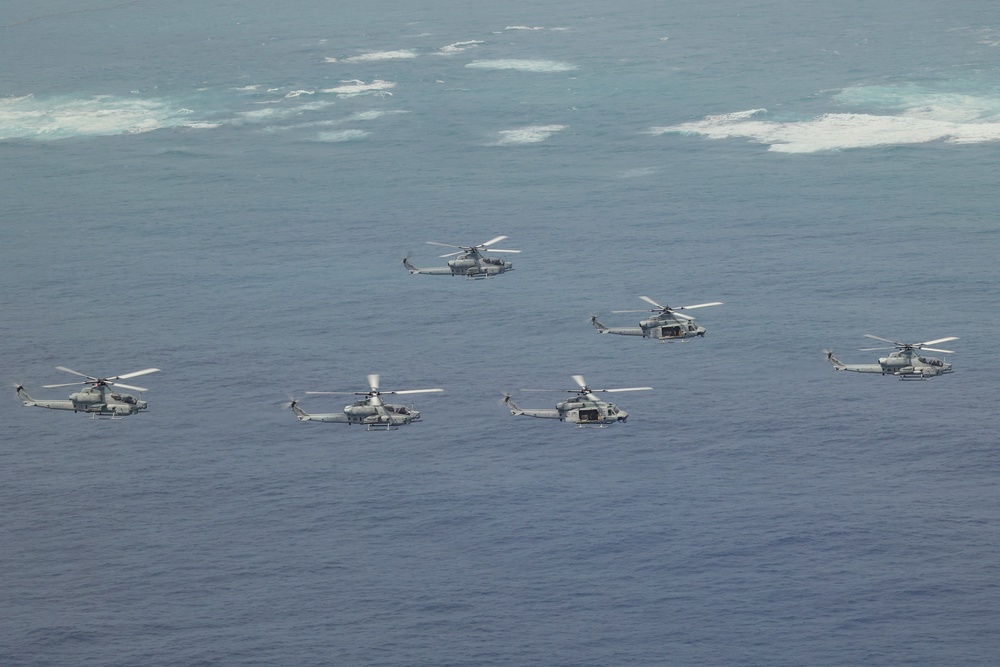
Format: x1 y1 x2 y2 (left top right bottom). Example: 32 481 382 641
2 0 142 29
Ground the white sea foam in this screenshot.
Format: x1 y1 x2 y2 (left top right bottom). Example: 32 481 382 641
284 90 315 98
320 80 395 97
653 85 1000 152
343 50 417 63
493 124 566 145
437 40 483 55
0 94 208 140
466 59 577 73
317 129 369 142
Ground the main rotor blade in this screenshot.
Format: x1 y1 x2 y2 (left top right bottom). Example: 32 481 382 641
55 366 95 380
388 388 444 395
639 295 665 309
368 374 380 392
109 381 149 392
863 334 901 345
671 312 695 321
918 336 958 347
426 241 464 249
109 368 161 381
611 309 648 314
484 248 521 253
571 375 587 390
480 235 508 247
678 302 723 310
918 347 955 354
859 347 894 351
438 251 464 258
592 387 653 393
305 391 364 395
43 381 88 388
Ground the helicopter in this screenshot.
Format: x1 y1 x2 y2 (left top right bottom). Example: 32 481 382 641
826 335 958 380
15 366 161 419
287 374 443 430
503 375 652 427
403 235 520 279
591 296 723 341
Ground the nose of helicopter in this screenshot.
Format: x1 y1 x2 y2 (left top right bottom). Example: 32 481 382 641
617 411 628 422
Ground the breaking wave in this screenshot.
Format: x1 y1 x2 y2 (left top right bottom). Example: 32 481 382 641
493 124 567 145
466 59 577 73
651 84 1000 153
342 50 417 63
0 94 209 140
319 80 395 97
437 40 483 55
317 129 369 142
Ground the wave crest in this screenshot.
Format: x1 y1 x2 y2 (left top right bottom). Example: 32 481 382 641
466 59 576 73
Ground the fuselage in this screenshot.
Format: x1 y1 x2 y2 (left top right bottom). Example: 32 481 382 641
639 315 706 340
505 395 628 426
16 384 148 417
827 350 952 378
404 251 513 278
290 400 421 428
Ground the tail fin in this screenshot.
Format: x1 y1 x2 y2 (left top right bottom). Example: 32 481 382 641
503 393 522 415
402 257 419 274
825 350 845 370
15 385 36 406
289 401 311 421
590 315 609 333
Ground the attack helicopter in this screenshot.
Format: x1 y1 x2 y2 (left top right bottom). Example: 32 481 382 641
503 375 652 427
826 334 958 380
288 374 443 430
15 366 161 419
591 295 722 341
403 235 520 279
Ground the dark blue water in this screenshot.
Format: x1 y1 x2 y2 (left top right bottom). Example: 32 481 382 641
3 1 1000 665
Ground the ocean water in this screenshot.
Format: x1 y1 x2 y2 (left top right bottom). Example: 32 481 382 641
3 1 1000 665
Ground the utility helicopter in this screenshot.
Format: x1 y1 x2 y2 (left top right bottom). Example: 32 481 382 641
826 335 958 380
15 366 161 419
403 235 520 279
288 374 443 430
591 296 722 341
503 375 652 427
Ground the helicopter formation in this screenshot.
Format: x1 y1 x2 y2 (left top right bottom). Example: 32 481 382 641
15 234 960 427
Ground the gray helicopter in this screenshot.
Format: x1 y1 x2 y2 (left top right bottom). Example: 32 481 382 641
503 375 652 427
826 334 958 380
288 374 443 430
15 366 161 419
403 235 520 279
591 295 723 341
